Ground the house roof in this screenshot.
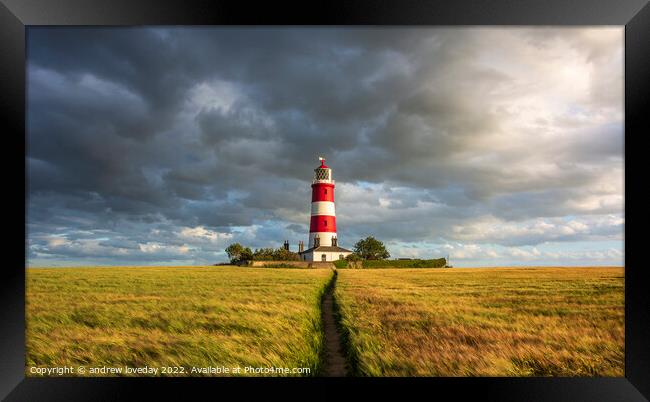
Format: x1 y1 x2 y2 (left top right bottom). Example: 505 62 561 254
299 245 353 254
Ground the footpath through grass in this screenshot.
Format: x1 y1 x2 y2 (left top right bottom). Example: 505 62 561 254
27 266 333 376
334 267 624 376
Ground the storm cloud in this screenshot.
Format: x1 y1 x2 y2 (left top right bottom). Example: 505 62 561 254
26 27 624 266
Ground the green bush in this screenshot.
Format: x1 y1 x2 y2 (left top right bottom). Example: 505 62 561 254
252 247 300 261
345 253 362 262
260 263 303 268
333 259 348 269
361 258 447 268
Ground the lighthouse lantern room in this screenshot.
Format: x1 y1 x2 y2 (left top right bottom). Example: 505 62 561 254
299 157 353 262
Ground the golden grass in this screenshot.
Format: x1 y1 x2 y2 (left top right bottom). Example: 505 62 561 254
26 266 333 376
334 267 624 377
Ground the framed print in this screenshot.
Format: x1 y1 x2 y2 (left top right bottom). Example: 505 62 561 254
2 0 648 400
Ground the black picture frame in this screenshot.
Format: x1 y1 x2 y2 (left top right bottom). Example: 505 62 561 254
2 0 648 400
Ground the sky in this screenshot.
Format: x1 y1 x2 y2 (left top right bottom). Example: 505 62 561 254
26 27 624 267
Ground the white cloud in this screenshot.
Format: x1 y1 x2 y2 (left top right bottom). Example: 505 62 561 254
178 226 232 243
185 79 242 114
448 214 623 246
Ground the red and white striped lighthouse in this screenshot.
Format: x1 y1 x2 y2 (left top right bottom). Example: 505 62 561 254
298 156 352 262
309 157 337 248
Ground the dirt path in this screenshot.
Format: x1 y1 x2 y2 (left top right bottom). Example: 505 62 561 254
321 269 348 376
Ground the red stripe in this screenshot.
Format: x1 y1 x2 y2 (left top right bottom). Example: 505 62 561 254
311 183 335 202
310 215 337 232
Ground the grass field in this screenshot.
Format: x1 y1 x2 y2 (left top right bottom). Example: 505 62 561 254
334 267 624 376
26 266 333 376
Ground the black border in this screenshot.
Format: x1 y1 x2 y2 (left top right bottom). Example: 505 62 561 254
2 0 648 400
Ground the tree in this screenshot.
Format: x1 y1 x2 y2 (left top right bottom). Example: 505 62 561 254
225 243 252 264
353 236 390 260
252 248 275 261
273 248 300 261
240 247 253 262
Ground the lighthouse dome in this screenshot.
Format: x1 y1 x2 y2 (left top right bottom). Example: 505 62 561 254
313 157 332 182
317 160 329 169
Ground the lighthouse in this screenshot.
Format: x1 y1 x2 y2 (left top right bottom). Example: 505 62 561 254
298 157 352 262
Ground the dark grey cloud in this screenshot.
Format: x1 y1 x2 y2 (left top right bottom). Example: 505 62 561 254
26 27 624 265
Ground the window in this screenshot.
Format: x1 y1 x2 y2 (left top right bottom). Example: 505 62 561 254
321 254 327 262
339 254 344 260
324 220 327 227
315 169 329 180
324 189 327 194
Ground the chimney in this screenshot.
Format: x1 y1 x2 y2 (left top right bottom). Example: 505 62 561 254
299 240 304 253
284 240 289 251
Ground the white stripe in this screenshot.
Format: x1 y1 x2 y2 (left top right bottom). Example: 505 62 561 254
309 232 337 248
311 201 336 216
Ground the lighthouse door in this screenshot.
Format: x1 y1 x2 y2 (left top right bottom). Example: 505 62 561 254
321 254 327 262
